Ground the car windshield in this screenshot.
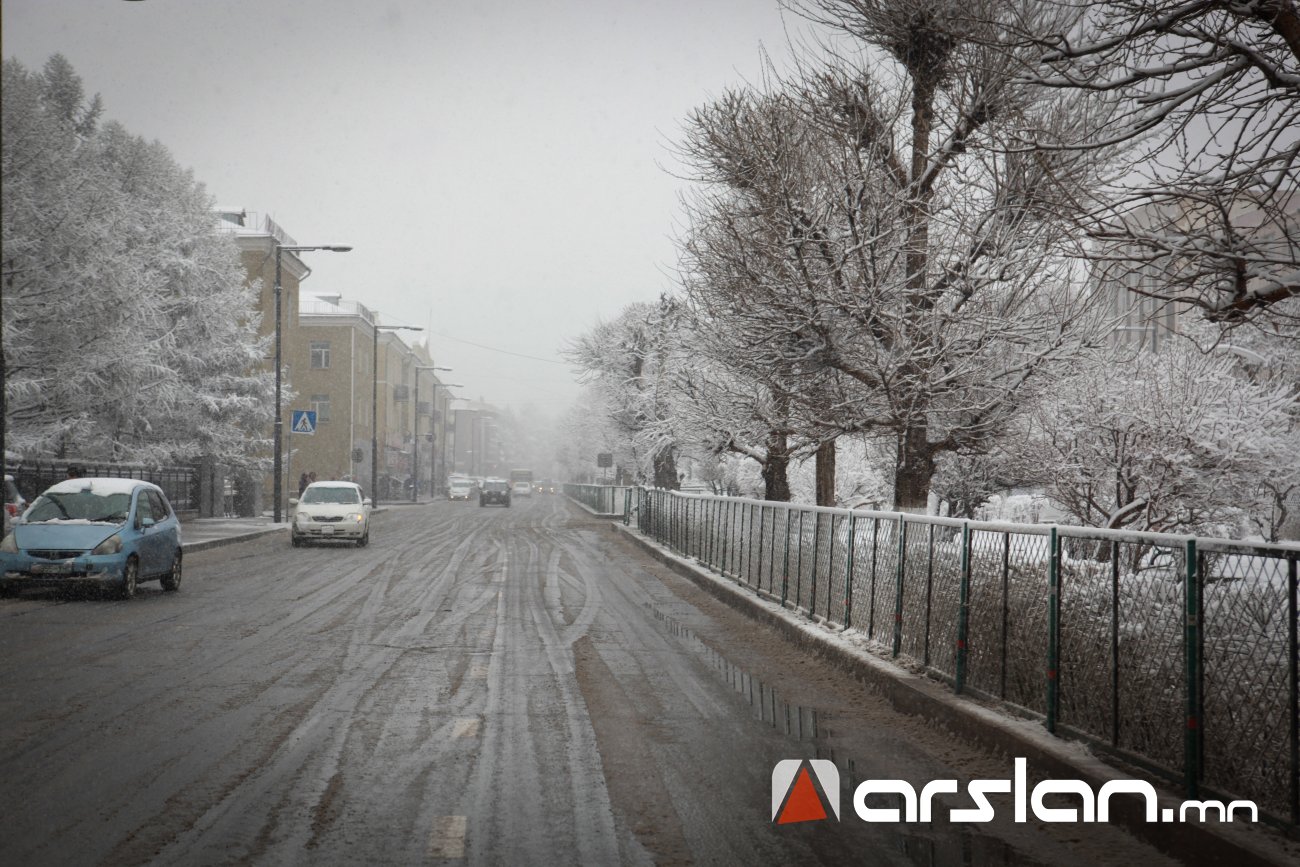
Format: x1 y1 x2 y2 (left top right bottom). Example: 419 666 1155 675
484 481 508 492
301 486 361 505
25 491 132 524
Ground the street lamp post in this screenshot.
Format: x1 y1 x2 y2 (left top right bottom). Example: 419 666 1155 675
412 366 456 502
371 323 422 505
273 243 351 523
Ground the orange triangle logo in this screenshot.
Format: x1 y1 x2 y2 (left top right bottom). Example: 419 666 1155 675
777 767 829 824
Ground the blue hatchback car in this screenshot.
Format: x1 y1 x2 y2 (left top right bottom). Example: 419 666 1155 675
0 478 182 599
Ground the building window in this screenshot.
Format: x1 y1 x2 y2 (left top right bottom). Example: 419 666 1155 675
310 341 331 369
311 394 331 423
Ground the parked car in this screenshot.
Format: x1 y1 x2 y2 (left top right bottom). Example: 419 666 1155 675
0 477 182 599
448 476 475 501
4 474 27 536
511 480 533 499
479 479 511 508
291 481 371 547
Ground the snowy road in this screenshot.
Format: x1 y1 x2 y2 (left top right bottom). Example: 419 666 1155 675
0 497 1176 865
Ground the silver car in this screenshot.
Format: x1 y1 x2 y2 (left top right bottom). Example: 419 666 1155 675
290 481 372 547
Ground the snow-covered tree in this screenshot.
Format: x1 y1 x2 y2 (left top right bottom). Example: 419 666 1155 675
566 300 683 489
675 1 1112 511
1020 339 1296 535
1023 0 1300 324
2 55 273 466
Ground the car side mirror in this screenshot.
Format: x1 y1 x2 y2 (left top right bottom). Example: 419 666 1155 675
362 498 373 508
289 497 299 506
140 517 156 529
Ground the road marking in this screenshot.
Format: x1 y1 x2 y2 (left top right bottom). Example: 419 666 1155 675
452 717 480 738
428 815 467 859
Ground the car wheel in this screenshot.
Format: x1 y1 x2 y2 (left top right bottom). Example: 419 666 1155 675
291 533 303 548
161 551 182 592
0 583 16 598
356 528 369 548
120 557 139 600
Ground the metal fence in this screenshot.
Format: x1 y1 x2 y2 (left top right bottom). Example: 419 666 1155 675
6 461 198 513
632 487 1300 830
563 484 632 517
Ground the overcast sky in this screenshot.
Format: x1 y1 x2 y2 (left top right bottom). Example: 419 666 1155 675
3 0 812 415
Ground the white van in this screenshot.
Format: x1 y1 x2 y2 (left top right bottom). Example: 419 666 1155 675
448 476 475 501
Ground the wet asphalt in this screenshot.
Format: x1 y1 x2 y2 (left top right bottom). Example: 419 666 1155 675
0 497 1178 866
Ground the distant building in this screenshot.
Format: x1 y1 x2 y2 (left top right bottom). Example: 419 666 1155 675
294 294 455 500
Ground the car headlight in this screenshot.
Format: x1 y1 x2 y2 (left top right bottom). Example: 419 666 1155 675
348 512 364 523
296 512 313 523
91 534 122 556
0 533 17 554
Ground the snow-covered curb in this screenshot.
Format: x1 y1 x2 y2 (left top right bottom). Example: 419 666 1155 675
613 521 1296 867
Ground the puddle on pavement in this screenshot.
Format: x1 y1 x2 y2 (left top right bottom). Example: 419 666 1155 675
642 602 1049 867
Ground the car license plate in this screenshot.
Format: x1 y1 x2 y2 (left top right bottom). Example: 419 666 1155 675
31 562 72 575
319 526 333 535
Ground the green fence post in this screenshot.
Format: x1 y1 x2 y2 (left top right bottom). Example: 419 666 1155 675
743 501 754 582
809 512 821 620
893 516 906 658
722 499 732 578
1185 538 1201 799
796 510 805 612
756 504 766 591
956 522 971 695
844 514 858 629
782 509 792 607
924 523 934 668
1047 526 1061 734
1287 555 1298 826
868 519 880 639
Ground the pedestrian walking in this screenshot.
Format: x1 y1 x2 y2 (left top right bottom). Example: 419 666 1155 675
298 472 309 496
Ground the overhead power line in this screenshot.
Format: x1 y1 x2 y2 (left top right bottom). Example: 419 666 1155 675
431 330 569 365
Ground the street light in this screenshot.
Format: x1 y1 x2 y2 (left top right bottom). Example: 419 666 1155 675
371 323 423 504
273 243 351 523
412 366 458 502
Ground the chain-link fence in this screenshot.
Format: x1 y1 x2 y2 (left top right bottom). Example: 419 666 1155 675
630 487 1300 830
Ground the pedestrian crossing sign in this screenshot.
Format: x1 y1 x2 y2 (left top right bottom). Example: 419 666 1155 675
291 410 317 435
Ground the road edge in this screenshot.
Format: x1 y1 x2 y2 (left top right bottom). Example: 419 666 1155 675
182 526 287 553
610 520 1295 867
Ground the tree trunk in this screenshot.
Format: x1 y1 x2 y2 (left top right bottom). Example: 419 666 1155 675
761 430 791 501
815 439 836 506
652 447 679 490
894 427 934 513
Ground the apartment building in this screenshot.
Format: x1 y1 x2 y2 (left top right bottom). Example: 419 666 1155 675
214 208 312 515
293 295 454 500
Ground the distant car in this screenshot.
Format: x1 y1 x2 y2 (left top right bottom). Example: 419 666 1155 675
3 474 26 536
479 479 511 508
533 479 557 494
0 478 182 599
291 481 371 547
511 480 532 498
448 477 475 501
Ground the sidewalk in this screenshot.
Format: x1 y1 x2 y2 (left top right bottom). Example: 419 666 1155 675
181 516 286 553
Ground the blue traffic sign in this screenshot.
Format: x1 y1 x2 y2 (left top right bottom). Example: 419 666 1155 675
291 410 317 435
